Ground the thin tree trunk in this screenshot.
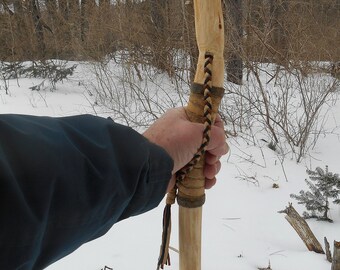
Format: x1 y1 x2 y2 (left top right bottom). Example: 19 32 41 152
12 0 28 58
224 0 243 85
80 0 88 42
80 0 96 43
150 0 170 73
269 0 288 63
59 0 69 20
29 0 46 58
181 0 197 82
69 0 80 39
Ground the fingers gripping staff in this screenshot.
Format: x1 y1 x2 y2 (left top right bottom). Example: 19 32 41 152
157 1 225 269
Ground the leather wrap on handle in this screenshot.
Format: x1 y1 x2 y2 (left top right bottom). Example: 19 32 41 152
178 0 225 269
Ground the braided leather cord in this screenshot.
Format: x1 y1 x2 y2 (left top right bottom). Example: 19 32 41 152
176 53 213 184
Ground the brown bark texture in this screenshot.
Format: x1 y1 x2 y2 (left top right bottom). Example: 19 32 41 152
278 204 324 254
332 241 340 270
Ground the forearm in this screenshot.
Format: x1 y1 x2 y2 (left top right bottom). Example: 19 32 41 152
0 114 173 269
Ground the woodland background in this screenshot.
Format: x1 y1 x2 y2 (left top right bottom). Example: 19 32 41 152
1 0 340 164
1 1 340 269
0 0 339 79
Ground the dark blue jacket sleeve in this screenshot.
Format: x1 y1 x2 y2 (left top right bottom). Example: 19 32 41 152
0 114 173 270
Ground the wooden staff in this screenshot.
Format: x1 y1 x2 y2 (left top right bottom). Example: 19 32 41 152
177 0 225 269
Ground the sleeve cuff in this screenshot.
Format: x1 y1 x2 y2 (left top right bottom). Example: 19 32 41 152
118 137 174 220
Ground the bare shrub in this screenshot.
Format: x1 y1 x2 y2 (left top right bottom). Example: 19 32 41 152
0 61 23 94
87 52 189 130
221 62 340 162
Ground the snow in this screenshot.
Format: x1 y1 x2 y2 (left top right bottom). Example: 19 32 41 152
1 62 339 270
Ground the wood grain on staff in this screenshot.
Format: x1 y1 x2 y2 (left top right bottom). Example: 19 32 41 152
178 0 225 269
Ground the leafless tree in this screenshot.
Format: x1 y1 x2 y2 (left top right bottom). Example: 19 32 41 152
224 0 243 85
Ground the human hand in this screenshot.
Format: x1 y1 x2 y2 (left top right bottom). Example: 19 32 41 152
143 107 229 192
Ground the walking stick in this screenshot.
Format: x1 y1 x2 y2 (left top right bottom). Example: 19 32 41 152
157 0 225 269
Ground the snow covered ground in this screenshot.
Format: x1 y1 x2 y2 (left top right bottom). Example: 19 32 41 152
1 62 339 270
